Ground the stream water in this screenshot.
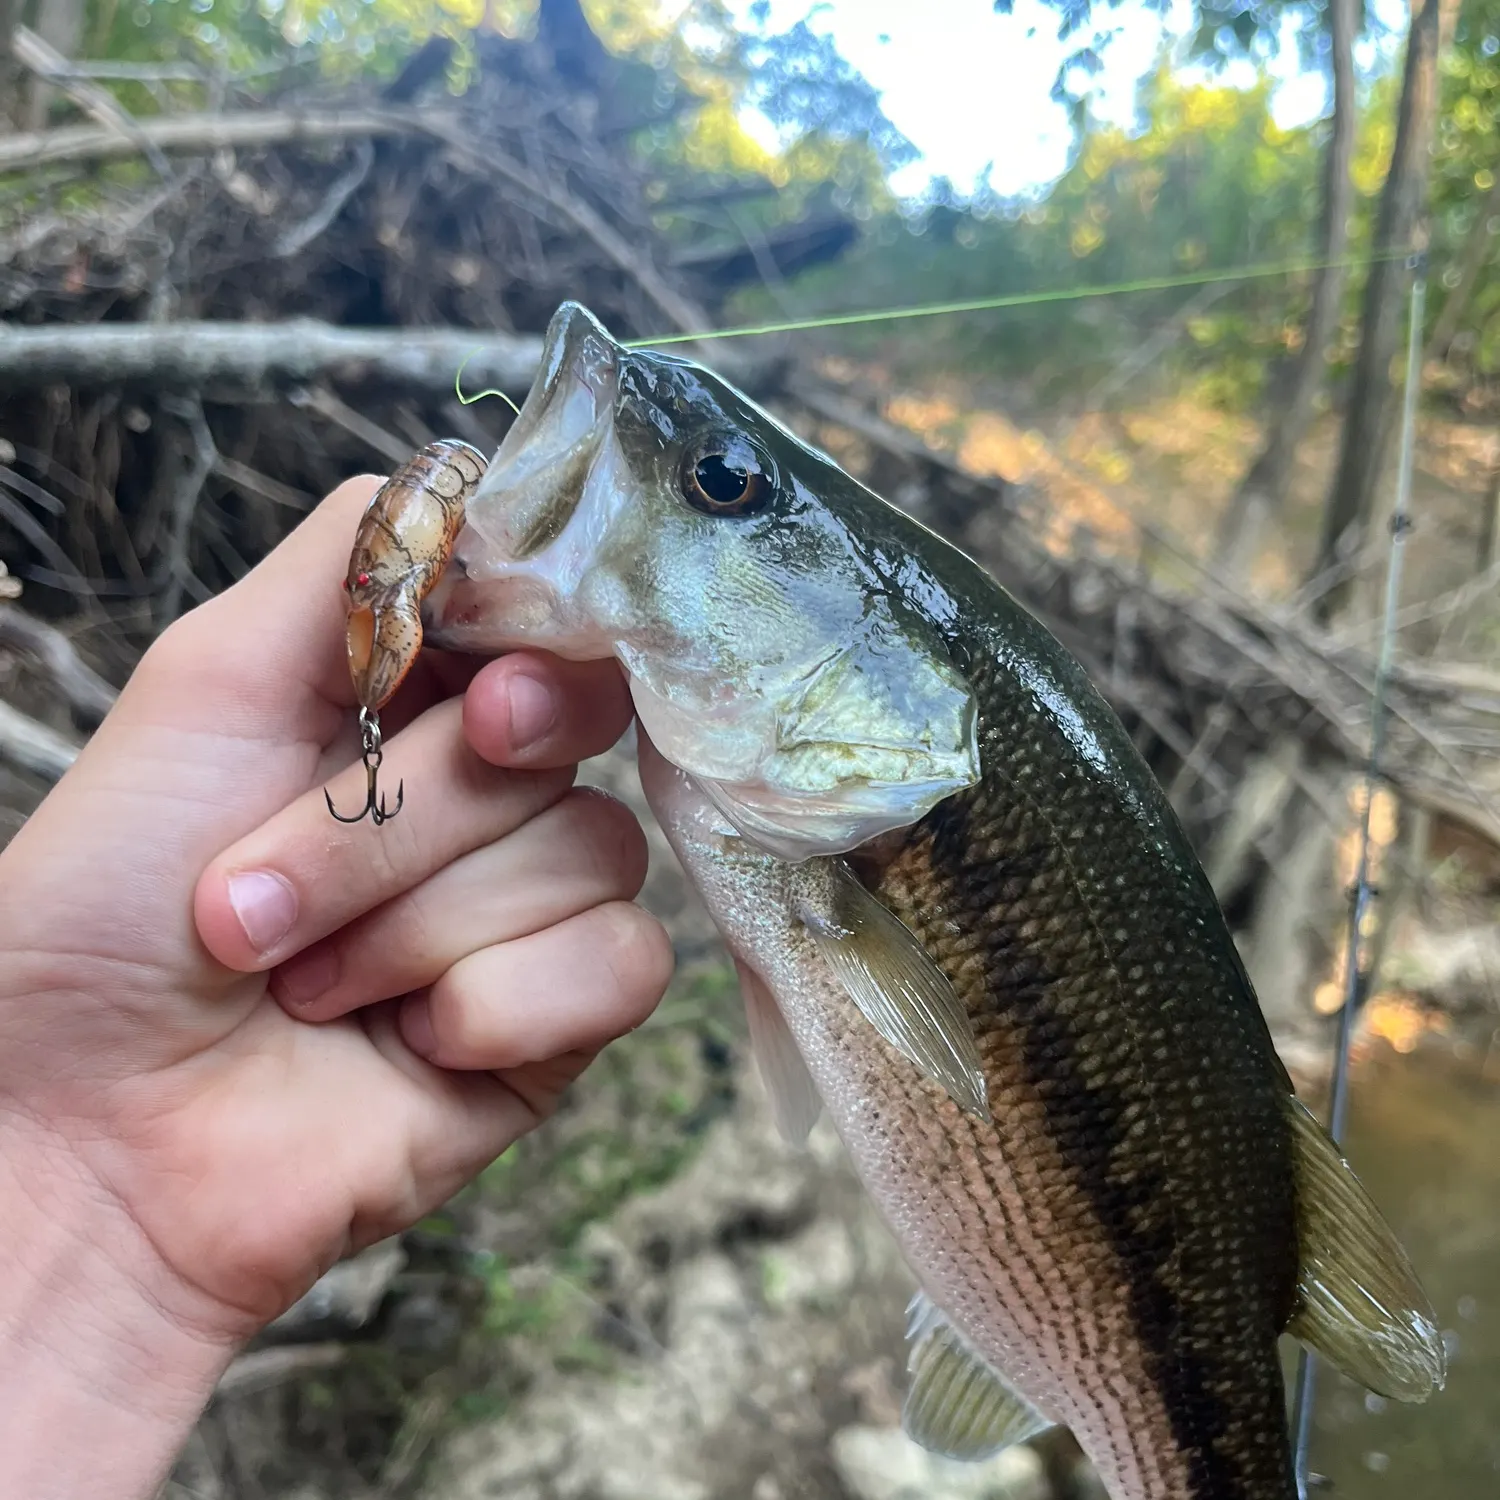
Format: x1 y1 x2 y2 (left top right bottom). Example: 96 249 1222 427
1298 1040 1500 1496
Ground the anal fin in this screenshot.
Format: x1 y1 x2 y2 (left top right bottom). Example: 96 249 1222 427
903 1293 1051 1460
1285 1095 1446 1401
736 959 822 1147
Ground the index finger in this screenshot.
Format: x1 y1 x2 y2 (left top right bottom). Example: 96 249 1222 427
181 473 385 715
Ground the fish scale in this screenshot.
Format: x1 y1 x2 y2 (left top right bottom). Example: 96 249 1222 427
418 299 1445 1500
863 628 1298 1497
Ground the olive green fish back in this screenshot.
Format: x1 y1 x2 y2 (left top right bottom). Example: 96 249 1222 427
859 582 1300 1499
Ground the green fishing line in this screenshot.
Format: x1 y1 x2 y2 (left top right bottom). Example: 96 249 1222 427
450 247 1411 401
622 248 1411 349
454 351 523 412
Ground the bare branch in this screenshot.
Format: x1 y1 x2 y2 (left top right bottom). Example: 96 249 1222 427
158 398 217 625
214 1344 347 1401
11 25 175 181
271 138 373 258
0 100 722 348
294 385 411 466
0 699 80 782
49 59 208 83
212 455 314 512
0 106 411 174
0 481 98 600
412 116 716 341
0 320 542 396
0 605 116 720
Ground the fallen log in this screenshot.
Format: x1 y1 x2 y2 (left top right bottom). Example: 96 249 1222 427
0 320 542 395
0 106 411 173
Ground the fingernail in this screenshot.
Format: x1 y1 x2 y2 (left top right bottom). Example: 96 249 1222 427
400 994 437 1059
273 945 340 1010
507 672 558 749
226 870 298 957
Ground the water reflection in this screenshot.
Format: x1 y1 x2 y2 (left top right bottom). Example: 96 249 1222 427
1302 1040 1500 1494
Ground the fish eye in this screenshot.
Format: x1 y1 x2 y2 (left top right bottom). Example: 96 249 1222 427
679 435 773 517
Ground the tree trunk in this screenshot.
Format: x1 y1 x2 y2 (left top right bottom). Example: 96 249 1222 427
1427 171 1500 363
20 0 83 129
1307 0 1453 615
1475 453 1500 574
1217 0 1357 582
0 0 22 129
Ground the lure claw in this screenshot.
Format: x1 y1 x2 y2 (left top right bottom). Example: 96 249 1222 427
325 708 402 826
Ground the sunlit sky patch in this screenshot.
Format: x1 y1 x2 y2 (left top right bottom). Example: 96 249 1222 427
722 0 1411 199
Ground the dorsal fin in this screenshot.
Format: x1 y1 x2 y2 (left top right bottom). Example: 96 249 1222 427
1285 1096 1445 1401
903 1294 1051 1459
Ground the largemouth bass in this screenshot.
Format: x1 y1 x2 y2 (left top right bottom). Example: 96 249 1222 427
421 303 1444 1500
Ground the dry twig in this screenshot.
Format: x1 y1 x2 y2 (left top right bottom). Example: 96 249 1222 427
0 604 116 720
0 698 79 781
11 25 176 183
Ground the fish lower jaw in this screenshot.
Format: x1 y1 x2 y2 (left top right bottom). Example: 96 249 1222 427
421 575 615 661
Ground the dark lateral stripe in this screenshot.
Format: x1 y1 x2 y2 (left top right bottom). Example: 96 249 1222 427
930 786 1260 1488
920 758 1284 1497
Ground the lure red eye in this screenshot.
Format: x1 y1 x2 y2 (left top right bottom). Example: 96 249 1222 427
356 572 370 586
341 579 350 591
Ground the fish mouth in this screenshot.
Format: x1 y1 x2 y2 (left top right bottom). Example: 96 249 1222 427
423 301 619 657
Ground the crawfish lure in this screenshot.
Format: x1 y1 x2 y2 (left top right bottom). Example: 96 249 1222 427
326 439 485 826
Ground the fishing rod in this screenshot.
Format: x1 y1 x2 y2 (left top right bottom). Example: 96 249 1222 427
1288 251 1429 1500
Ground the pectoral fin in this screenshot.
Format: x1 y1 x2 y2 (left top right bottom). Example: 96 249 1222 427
1285 1095 1445 1401
903 1294 1050 1459
736 959 822 1147
799 861 990 1122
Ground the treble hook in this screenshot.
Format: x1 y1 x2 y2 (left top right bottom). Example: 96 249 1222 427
325 707 404 826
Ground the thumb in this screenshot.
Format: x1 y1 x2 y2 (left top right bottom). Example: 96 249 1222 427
138 474 385 741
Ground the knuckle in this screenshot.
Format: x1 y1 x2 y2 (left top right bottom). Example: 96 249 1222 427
427 973 494 1065
506 763 577 825
356 799 426 889
395 890 437 967
594 903 674 1014
137 608 220 692
558 789 649 895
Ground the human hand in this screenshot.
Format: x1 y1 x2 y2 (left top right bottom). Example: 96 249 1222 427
0 476 672 1499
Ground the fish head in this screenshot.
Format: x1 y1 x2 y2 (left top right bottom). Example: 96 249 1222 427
424 301 979 859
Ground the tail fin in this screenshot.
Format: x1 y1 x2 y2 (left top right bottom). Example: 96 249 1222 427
1284 1096 1445 1401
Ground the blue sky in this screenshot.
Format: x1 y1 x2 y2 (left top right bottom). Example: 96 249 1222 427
723 0 1407 198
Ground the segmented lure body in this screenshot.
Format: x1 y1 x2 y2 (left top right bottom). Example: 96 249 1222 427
327 438 485 826
343 439 486 710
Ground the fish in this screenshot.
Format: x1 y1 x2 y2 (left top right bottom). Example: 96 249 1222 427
419 302 1445 1500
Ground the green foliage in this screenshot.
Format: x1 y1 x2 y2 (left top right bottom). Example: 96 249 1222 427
478 1252 571 1340
64 1 1500 409
1429 0 1500 372
752 67 1345 405
993 0 1361 106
